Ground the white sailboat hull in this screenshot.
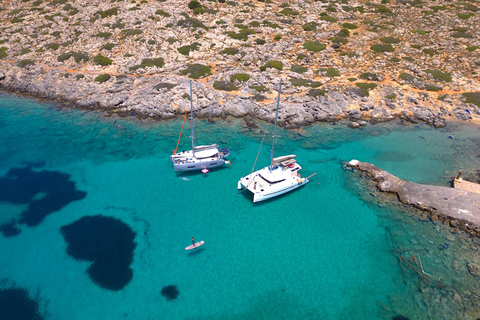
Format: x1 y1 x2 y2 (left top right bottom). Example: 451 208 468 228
170 144 230 172
237 160 309 202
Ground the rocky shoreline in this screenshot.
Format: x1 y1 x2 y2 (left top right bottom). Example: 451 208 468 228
0 0 479 128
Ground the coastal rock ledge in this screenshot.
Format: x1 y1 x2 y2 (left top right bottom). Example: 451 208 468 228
346 160 480 237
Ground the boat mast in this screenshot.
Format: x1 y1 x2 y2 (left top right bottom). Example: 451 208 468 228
270 79 282 167
190 81 195 150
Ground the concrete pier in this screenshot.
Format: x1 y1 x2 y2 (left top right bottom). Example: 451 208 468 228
346 160 480 237
453 178 480 195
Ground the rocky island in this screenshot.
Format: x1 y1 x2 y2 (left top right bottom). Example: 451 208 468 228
0 0 479 128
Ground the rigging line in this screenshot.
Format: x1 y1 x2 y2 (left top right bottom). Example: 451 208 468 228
174 108 188 154
245 120 271 188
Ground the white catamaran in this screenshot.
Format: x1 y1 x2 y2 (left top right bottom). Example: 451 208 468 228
170 81 230 172
237 79 313 202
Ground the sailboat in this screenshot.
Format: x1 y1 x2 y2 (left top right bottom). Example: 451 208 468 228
237 79 312 202
170 81 230 172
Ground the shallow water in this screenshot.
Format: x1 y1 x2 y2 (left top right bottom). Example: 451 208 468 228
1 92 480 320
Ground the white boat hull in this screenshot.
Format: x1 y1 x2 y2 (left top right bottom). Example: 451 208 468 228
237 160 309 202
170 144 230 172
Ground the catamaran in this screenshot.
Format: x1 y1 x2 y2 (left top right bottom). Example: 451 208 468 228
170 81 230 172
237 79 314 202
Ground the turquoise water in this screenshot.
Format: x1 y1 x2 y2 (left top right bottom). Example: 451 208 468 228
1 92 480 319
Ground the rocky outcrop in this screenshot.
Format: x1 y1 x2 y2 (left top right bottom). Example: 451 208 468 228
346 160 480 237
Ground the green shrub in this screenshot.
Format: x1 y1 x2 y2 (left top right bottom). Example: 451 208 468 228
129 58 165 71
177 17 208 30
290 79 322 88
424 69 452 82
95 74 111 83
374 5 393 15
94 7 118 18
178 43 200 55
93 55 113 66
380 36 400 44
425 84 440 91
303 41 326 52
250 85 268 92
390 57 401 63
10 17 25 24
154 82 176 91
291 65 308 74
423 48 438 56
122 29 143 37
370 43 394 52
411 44 421 50
45 43 59 50
193 7 205 14
318 67 340 77
412 29 429 35
467 46 479 52
226 28 255 41
385 94 396 99
302 22 317 31
308 88 326 97
230 73 250 83
347 77 357 82
463 92 480 107
112 21 125 29
156 9 171 17
336 29 350 37
265 60 283 70
457 13 474 19
273 35 282 41
399 73 415 81
297 53 307 60
0 47 7 59
252 93 267 101
331 36 348 45
451 32 472 38
220 47 239 55
102 43 116 50
342 23 358 29
75 74 85 80
188 0 202 9
18 59 35 68
57 52 73 62
279 8 299 15
355 83 377 96
213 80 237 91
96 32 112 38
359 72 379 81
20 48 31 55
249 21 260 28
180 63 212 79
255 38 266 45
73 52 89 63
260 65 267 71
320 15 338 22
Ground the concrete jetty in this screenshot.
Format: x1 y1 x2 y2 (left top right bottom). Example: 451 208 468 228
453 178 480 196
346 160 480 237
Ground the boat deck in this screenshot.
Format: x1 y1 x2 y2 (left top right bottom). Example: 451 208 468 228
453 178 480 195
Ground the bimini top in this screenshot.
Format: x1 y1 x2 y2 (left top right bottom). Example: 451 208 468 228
193 144 219 159
271 154 296 166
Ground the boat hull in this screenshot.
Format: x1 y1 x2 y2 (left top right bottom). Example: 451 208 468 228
170 144 230 172
237 162 309 202
174 158 227 172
